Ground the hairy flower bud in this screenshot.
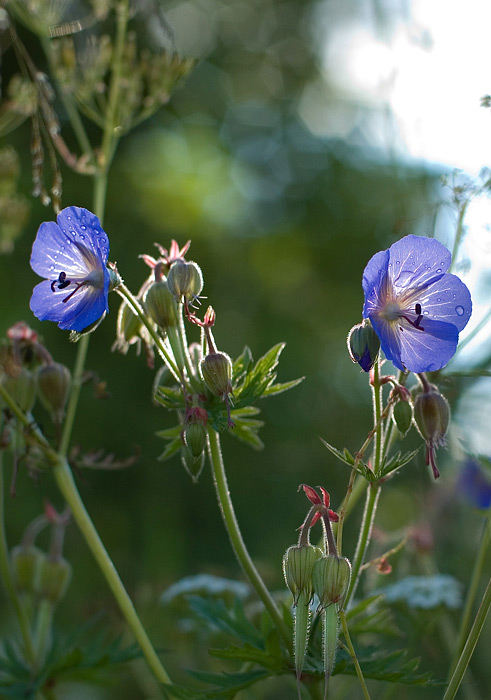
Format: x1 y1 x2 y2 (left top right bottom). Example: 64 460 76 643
36 362 71 422
1 368 36 413
144 280 178 329
167 260 203 302
200 352 233 397
283 544 323 604
181 447 205 483
392 399 413 437
184 421 207 458
11 545 46 594
413 388 450 446
347 319 380 371
37 556 72 603
312 554 351 609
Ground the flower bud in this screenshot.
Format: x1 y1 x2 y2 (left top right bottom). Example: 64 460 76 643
184 421 207 458
347 319 381 371
200 352 233 397
11 545 46 594
36 362 71 422
181 447 205 483
283 544 323 604
1 368 36 413
167 260 203 302
413 388 450 446
144 280 178 329
37 556 72 603
312 555 351 609
392 399 413 437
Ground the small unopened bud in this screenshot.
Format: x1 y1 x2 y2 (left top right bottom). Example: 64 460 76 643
115 301 143 349
413 386 450 479
37 556 72 603
167 260 203 302
392 399 413 437
11 545 46 594
36 362 71 422
200 352 232 397
144 280 178 329
347 319 380 371
1 368 36 413
283 544 323 604
413 388 450 444
312 554 351 609
184 421 207 458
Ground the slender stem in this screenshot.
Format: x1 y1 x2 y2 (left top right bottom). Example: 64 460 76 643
58 334 90 459
339 610 371 700
449 199 469 274
344 483 380 607
116 284 181 380
449 516 490 678
0 456 36 665
52 457 172 691
34 599 53 665
207 428 291 648
443 576 491 700
371 363 383 476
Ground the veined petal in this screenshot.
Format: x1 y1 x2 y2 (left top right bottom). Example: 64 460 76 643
409 274 472 333
30 279 109 332
30 207 109 279
387 235 451 290
362 249 390 318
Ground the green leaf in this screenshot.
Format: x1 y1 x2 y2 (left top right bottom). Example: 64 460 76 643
333 648 440 685
209 641 284 672
188 669 273 698
233 343 297 407
154 385 185 410
320 439 375 480
232 346 253 382
262 377 304 397
380 447 422 477
187 596 264 648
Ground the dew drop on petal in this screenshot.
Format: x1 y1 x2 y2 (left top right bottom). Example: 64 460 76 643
455 305 464 316
394 270 414 287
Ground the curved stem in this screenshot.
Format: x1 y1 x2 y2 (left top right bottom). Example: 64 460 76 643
344 483 380 607
207 428 291 649
52 457 172 690
443 576 491 700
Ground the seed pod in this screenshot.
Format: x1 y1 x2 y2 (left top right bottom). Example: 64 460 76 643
200 352 232 398
312 554 351 610
167 260 203 302
36 362 71 422
144 280 178 330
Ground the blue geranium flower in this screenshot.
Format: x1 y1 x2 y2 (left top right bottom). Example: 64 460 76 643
457 459 491 510
362 235 472 373
30 207 112 333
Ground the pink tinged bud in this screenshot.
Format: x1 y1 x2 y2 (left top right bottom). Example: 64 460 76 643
312 555 351 610
1 368 37 413
36 362 71 422
283 544 323 604
11 545 46 594
37 556 72 603
200 352 233 397
143 280 179 329
167 260 203 302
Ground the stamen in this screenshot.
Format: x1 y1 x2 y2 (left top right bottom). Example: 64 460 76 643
62 281 87 304
51 271 71 292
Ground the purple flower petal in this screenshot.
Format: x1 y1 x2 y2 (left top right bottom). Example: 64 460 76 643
362 235 472 373
29 207 111 333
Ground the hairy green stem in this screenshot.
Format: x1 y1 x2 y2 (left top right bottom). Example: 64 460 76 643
207 428 291 648
443 576 491 700
339 610 371 700
344 483 380 607
53 457 172 691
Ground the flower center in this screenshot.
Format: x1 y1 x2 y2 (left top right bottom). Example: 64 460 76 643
50 269 104 303
380 301 425 331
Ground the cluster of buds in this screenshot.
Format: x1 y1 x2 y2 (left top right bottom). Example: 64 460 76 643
283 486 351 694
0 323 71 479
10 503 72 661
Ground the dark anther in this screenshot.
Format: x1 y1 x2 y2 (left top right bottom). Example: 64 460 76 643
415 303 422 315
51 271 71 292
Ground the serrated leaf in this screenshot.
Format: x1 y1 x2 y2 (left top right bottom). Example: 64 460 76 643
209 642 284 672
320 439 375 479
232 346 253 382
262 377 304 397
154 386 185 410
381 447 422 477
157 435 183 462
233 343 285 406
187 597 264 648
333 648 440 685
188 669 272 698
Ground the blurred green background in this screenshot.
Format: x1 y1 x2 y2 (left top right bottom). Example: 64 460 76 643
1 0 490 698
